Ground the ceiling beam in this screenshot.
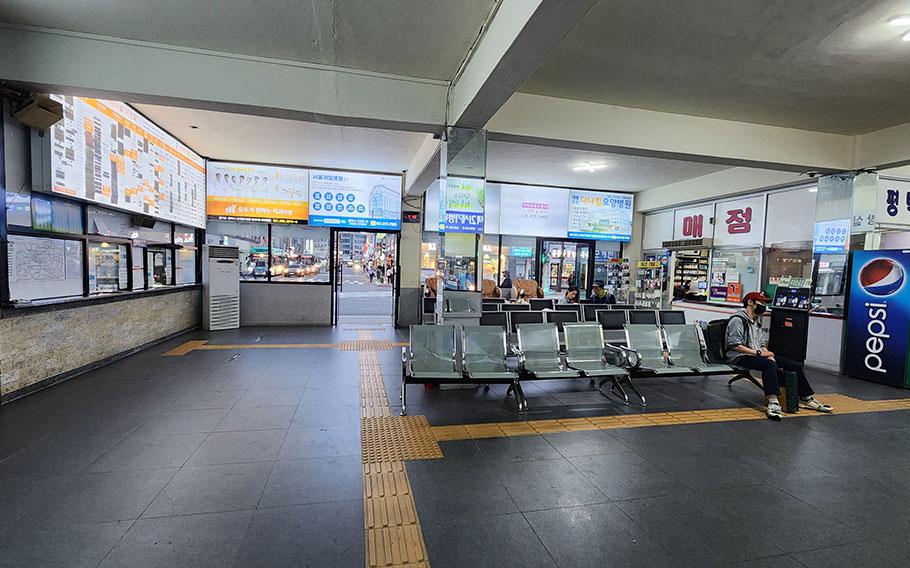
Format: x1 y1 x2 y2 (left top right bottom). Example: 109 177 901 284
0 24 447 132
404 134 441 197
448 0 597 128
486 93 857 172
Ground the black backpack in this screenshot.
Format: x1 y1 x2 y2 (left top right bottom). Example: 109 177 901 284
704 315 751 364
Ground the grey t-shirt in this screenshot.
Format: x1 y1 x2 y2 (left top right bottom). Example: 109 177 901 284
725 309 763 362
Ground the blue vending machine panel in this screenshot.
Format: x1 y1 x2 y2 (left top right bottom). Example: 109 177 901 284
844 249 910 387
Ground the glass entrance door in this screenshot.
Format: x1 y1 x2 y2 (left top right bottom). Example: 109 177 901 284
540 239 592 299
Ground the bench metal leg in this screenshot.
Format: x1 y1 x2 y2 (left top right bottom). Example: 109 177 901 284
728 372 763 392
599 376 629 405
621 376 647 407
507 380 528 413
400 381 408 416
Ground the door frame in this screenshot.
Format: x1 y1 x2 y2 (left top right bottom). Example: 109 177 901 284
535 237 597 297
330 227 401 326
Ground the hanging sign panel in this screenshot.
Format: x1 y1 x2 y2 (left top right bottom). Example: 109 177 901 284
673 204 715 240
48 96 206 228
498 184 569 238
567 190 634 241
207 161 308 222
444 177 485 233
714 195 766 247
812 218 851 253
308 171 402 230
875 178 910 229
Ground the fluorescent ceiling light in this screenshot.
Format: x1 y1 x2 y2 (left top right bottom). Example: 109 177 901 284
903 30 910 41
889 15 910 26
808 187 818 192
572 161 607 172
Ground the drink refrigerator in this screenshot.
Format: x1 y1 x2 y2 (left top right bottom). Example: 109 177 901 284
843 249 910 387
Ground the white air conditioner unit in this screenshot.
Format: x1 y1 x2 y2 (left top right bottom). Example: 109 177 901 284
203 245 240 330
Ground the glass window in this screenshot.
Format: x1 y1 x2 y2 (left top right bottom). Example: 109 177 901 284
6 188 32 228
481 234 499 284
499 235 537 292
709 247 761 304
441 233 477 291
147 248 173 287
271 225 330 282
7 235 83 301
420 232 439 285
174 226 197 285
206 221 269 280
32 194 83 234
132 246 146 290
88 242 129 294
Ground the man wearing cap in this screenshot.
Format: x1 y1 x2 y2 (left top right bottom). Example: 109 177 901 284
590 280 616 304
726 292 833 420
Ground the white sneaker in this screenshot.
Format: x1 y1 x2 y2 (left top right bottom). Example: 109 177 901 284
766 401 783 421
800 397 833 413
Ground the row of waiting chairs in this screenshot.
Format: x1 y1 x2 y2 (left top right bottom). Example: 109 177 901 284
480 309 686 336
401 320 749 414
402 322 640 414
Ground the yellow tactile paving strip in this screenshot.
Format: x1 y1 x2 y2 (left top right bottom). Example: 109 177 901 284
358 333 435 568
342 339 397 351
431 393 910 442
163 339 407 356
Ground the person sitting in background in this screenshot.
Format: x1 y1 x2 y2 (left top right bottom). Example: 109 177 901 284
515 290 529 304
590 280 616 304
725 291 833 421
558 286 579 304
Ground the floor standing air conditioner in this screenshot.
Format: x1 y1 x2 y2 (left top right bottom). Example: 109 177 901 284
203 245 240 330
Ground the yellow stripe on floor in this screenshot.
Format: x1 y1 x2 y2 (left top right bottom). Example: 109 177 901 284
164 339 408 355
430 393 910 442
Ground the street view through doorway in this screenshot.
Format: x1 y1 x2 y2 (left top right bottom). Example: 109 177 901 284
335 231 397 323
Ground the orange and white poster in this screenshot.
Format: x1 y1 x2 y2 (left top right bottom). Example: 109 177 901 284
206 162 308 222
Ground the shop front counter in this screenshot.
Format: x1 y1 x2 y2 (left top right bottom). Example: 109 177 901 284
670 301 844 374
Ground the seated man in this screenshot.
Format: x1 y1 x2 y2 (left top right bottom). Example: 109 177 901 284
590 280 616 304
726 292 833 420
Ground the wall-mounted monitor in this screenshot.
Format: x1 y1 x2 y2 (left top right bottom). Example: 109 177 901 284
498 183 569 238
40 96 206 228
207 161 309 222
567 190 634 241
308 170 401 230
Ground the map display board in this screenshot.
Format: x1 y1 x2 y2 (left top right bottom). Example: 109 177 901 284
49 96 206 227
308 171 401 230
207 161 308 222
444 177 485 233
8 235 84 301
498 184 569 238
568 190 633 241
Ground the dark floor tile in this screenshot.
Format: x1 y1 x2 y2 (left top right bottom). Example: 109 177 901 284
234 388 303 408
434 439 484 466
497 458 608 511
617 493 782 566
291 403 361 429
136 409 230 436
524 502 677 568
409 462 518 521
0 474 76 534
635 444 761 491
86 433 206 472
542 430 630 458
298 386 360 406
1 521 130 568
143 462 272 517
610 422 749 450
99 510 253 568
234 500 363 567
705 485 860 553
278 426 360 460
726 554 808 568
169 389 245 411
214 406 296 432
0 432 123 478
22 468 176 527
422 512 556 568
187 430 286 466
473 435 563 463
259 455 361 508
791 539 910 568
569 452 688 501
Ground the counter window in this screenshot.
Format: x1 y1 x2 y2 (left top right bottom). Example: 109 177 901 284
708 248 761 303
7 235 84 301
89 242 129 294
147 248 173 287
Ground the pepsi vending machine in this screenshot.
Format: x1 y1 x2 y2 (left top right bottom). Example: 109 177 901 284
844 250 910 387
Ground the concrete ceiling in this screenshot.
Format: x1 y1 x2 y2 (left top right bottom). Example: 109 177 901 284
486 141 729 192
135 103 428 173
0 0 494 81
521 0 910 134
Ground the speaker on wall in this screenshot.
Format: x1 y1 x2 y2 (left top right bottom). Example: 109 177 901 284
130 214 157 228
13 94 64 130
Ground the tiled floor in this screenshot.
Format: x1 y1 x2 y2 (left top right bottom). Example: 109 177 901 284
1 325 909 567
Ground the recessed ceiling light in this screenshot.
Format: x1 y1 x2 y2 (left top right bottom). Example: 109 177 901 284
189 125 199 129
903 30 910 41
808 187 818 193
889 15 910 26
572 161 607 172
